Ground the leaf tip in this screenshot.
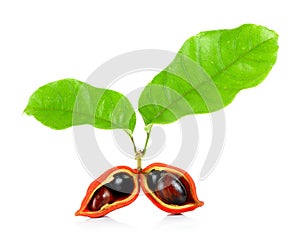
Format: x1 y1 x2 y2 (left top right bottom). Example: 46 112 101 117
23 103 31 116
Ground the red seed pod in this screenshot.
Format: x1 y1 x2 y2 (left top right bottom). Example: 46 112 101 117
141 163 204 214
75 166 139 218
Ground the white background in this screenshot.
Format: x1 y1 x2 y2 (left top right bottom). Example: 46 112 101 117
1 0 300 241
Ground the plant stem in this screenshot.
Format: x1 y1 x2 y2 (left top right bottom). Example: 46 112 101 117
136 157 142 171
142 125 152 156
134 149 143 171
126 131 141 170
142 132 150 155
125 126 153 170
130 135 137 154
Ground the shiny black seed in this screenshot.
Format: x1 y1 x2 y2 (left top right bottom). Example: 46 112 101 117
147 169 167 192
105 172 134 194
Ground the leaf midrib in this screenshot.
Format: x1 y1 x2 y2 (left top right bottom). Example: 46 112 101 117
144 37 275 124
26 107 125 129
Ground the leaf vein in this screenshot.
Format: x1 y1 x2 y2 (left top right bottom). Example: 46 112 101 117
146 37 276 124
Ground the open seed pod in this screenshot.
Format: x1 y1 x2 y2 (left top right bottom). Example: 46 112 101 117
75 166 139 218
141 163 204 214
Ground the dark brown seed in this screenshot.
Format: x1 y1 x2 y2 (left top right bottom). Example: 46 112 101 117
147 169 167 191
155 173 187 205
88 186 113 211
106 172 134 194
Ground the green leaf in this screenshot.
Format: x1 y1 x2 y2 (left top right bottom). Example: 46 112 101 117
138 24 279 126
24 79 136 134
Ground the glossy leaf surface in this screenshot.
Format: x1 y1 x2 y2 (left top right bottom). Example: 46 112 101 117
138 24 278 126
24 79 136 134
